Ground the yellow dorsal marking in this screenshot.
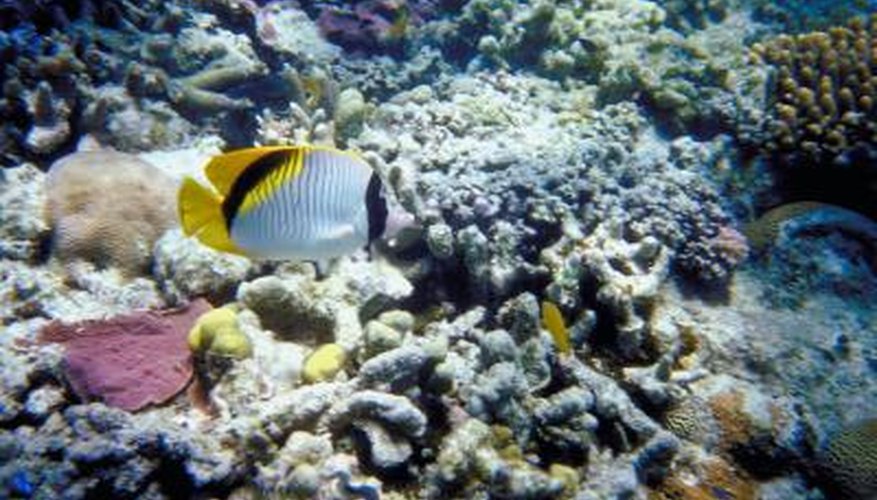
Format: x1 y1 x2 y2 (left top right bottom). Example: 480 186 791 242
205 146 296 197
541 301 572 356
236 147 307 217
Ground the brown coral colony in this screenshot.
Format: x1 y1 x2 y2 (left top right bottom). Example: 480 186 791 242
755 14 877 163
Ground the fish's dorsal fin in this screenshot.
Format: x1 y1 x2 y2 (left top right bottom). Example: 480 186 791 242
205 146 299 196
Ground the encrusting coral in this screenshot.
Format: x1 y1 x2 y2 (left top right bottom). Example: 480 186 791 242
37 299 210 412
44 150 176 276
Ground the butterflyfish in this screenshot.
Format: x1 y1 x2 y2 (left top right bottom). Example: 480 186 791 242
541 300 572 356
178 145 414 262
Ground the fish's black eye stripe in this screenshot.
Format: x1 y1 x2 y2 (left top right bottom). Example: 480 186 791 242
366 172 388 243
222 150 291 230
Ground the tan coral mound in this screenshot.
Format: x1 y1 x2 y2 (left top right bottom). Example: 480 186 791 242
46 150 176 276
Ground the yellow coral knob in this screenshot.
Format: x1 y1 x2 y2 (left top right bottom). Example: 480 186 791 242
188 307 250 358
187 324 205 352
188 307 237 352
196 307 238 332
209 325 253 358
302 343 346 383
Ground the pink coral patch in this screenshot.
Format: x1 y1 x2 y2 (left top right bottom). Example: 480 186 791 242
39 299 212 412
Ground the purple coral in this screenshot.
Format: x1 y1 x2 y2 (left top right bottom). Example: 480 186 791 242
316 0 413 56
38 299 212 412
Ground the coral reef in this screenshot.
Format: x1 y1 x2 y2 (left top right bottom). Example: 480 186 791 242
752 16 877 215
316 1 412 57
302 343 346 383
427 418 564 497
746 202 877 307
0 1 874 499
0 403 241 497
45 150 176 276
357 73 739 306
0 163 49 261
153 229 256 305
663 0 735 33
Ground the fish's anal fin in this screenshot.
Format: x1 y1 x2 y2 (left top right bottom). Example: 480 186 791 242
177 177 245 255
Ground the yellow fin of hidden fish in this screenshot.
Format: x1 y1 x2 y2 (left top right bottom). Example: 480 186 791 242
178 177 244 255
205 146 301 197
541 300 572 356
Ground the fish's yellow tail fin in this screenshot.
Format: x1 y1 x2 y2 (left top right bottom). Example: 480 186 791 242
178 177 244 255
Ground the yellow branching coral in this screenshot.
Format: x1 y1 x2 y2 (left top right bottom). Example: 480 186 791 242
752 14 877 165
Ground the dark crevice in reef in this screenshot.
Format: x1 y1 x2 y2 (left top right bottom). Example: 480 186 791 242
770 158 877 220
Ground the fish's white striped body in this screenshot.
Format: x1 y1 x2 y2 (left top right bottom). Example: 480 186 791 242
177 145 396 263
231 149 373 260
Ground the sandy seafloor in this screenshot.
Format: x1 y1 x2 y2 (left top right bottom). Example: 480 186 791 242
0 0 876 498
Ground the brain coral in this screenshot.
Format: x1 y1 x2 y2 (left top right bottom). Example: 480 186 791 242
45 150 176 276
819 418 877 498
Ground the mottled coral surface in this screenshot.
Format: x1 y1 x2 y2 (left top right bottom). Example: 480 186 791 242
39 299 211 412
45 150 176 275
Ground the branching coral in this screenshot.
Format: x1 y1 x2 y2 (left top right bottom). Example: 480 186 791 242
754 15 877 166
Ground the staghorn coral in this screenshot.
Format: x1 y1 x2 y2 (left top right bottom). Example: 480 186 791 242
44 150 176 276
753 15 877 212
